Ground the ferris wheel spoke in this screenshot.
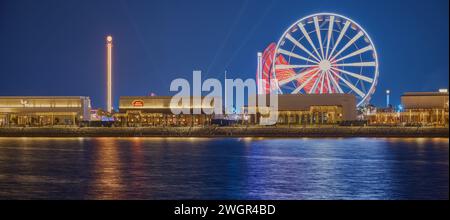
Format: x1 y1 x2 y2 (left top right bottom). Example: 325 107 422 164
319 71 326 94
285 33 321 62
328 70 344 93
325 71 333 94
309 72 322 93
327 20 350 60
330 31 364 61
291 71 319 94
331 67 374 83
277 68 318 86
325 16 335 59
313 16 325 59
276 64 318 70
277 49 318 64
330 69 365 98
333 62 376 67
298 22 323 60
360 80 368 94
333 45 373 63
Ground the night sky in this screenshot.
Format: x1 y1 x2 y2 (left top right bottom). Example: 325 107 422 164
0 0 448 109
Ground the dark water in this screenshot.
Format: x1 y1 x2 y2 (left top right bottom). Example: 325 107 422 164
0 137 448 200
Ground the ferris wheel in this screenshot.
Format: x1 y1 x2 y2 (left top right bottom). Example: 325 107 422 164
272 13 379 107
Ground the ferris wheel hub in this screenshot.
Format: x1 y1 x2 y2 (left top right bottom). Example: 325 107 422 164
319 60 332 72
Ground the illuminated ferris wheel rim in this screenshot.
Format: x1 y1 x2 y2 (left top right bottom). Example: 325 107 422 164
272 12 379 107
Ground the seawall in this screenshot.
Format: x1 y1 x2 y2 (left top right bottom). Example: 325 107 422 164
0 127 448 138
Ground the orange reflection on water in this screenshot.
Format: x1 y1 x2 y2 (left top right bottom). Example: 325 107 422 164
91 138 124 199
129 138 147 192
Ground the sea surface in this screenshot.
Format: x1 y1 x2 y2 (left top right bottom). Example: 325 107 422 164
0 137 448 200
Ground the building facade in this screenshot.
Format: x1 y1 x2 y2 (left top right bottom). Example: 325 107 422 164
115 96 214 127
244 94 357 125
367 91 449 126
400 92 448 126
0 96 91 127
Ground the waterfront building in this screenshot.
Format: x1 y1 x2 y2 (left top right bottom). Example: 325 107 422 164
365 107 399 126
115 96 214 127
0 96 91 127
400 91 449 126
244 94 357 125
367 90 449 126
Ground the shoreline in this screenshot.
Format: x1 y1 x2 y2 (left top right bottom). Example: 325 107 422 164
0 127 448 138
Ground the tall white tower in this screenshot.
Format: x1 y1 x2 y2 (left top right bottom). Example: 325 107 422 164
106 36 113 113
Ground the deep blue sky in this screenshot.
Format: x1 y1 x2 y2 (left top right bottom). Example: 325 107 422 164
0 0 448 108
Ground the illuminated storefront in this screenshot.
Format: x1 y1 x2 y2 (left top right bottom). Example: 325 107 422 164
115 96 214 127
0 96 91 127
400 91 448 126
367 91 449 126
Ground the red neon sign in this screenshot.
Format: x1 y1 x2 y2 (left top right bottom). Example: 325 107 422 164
132 100 144 107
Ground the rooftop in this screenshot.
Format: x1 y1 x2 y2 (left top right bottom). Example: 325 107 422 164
402 92 449 97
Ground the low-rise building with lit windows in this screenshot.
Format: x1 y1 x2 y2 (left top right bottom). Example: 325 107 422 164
243 94 357 125
400 91 449 126
0 96 91 127
365 107 399 126
366 90 449 126
115 96 215 127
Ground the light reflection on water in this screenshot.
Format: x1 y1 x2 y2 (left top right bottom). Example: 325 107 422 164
0 137 447 200
90 138 123 199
